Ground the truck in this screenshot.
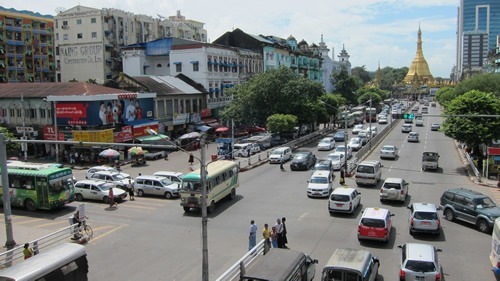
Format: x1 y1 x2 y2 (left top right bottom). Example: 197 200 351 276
422 151 439 171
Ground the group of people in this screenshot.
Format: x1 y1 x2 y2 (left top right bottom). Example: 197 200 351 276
249 217 288 254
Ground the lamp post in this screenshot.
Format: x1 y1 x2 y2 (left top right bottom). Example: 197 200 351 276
54 101 59 163
147 129 209 281
321 101 348 178
369 95 372 150
20 93 27 162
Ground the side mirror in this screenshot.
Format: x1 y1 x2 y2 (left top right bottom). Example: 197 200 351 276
436 249 443 252
407 206 411 210
313 259 319 264
397 245 403 249
390 214 395 217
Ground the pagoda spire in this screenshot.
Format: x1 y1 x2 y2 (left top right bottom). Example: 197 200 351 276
403 25 433 84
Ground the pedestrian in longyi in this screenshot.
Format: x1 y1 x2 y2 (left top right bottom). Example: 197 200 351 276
128 179 135 201
262 223 271 254
248 220 257 251
109 187 117 208
275 218 284 248
280 158 285 172
282 217 288 248
271 226 278 248
189 153 194 165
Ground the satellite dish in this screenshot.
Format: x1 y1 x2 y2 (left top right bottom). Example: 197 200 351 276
157 14 165 20
55 7 66 14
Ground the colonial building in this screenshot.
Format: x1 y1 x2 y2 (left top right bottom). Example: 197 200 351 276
0 6 56 83
318 35 351 93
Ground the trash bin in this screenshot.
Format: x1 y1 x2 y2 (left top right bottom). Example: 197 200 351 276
211 154 218 161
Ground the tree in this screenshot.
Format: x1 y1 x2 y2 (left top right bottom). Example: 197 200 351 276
435 87 455 108
378 67 408 90
266 114 297 133
351 66 372 85
453 73 500 98
0 126 20 156
357 92 382 107
442 90 500 153
331 66 359 105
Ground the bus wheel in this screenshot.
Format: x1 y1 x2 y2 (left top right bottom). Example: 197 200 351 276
229 189 236 200
208 201 216 213
183 206 190 212
25 199 36 211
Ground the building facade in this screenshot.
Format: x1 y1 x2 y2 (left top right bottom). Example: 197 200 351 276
318 35 351 93
0 7 56 83
455 0 500 80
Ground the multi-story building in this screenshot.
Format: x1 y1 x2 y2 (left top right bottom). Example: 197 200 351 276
54 6 206 83
455 0 500 80
318 35 351 93
0 6 56 83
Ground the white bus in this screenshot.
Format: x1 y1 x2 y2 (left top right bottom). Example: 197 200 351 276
180 160 239 213
490 217 500 274
0 243 88 281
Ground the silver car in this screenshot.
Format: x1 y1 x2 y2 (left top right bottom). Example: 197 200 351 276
408 203 441 235
380 177 408 202
380 145 398 159
398 243 442 281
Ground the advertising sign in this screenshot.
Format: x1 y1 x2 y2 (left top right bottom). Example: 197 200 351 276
133 122 159 138
73 129 114 143
114 126 133 143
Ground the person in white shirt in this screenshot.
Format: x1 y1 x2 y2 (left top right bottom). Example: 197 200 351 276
274 218 284 248
126 99 136 121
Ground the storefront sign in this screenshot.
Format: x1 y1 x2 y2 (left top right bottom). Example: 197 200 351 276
16 127 35 134
200 108 211 118
133 122 159 137
114 126 133 143
173 113 189 125
73 129 114 143
42 125 65 141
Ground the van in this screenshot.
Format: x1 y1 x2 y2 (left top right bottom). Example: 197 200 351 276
152 171 183 185
321 248 379 281
241 248 318 281
355 160 382 186
269 146 292 164
307 170 333 198
357 207 394 242
135 175 180 199
328 187 361 214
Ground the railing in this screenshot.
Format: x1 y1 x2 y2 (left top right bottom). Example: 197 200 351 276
464 151 482 182
216 239 265 281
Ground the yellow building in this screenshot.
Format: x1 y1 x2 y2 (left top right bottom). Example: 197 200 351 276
404 26 433 85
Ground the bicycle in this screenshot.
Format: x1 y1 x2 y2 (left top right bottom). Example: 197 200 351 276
79 220 93 239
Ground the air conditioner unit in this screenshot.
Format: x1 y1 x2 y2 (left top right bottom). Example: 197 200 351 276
62 25 69 29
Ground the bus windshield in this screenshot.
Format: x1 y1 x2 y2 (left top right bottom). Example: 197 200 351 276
181 181 202 192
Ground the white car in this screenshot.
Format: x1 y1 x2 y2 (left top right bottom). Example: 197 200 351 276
233 143 260 157
327 152 345 170
352 124 364 135
86 166 130 180
328 187 361 214
348 137 362 151
307 171 333 198
431 123 441 131
407 131 419 142
402 124 412 133
378 116 388 124
380 177 408 202
380 145 399 159
89 171 133 190
317 137 336 151
74 179 127 203
370 126 378 136
335 145 352 159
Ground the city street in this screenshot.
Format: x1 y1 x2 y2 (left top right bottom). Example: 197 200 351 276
1 105 497 280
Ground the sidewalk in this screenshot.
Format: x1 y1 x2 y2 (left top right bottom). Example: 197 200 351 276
455 141 498 188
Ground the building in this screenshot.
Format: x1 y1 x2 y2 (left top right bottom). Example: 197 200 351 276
455 0 500 80
54 6 206 83
404 26 433 85
318 35 351 93
0 6 56 83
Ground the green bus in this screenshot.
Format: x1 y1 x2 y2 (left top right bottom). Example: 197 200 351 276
180 160 239 213
0 162 75 211
338 112 355 128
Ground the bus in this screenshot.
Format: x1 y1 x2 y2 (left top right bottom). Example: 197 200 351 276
351 111 365 124
0 162 75 211
490 217 500 274
338 112 355 128
365 108 377 122
0 243 88 281
180 160 239 213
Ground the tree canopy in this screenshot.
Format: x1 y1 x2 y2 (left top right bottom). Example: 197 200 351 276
266 114 298 133
331 66 359 105
0 126 20 155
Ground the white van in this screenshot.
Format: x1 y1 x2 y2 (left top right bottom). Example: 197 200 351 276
307 171 333 198
321 248 379 281
328 187 361 214
355 160 382 186
269 146 292 164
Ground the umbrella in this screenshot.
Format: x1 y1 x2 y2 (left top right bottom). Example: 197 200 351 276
99 148 120 158
179 132 201 140
128 146 146 156
215 126 229 133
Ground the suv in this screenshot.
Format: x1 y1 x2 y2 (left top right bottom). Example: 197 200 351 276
328 187 361 214
379 178 408 202
153 171 183 185
398 243 442 281
233 143 260 157
440 188 500 233
89 171 133 190
408 203 441 235
307 171 333 198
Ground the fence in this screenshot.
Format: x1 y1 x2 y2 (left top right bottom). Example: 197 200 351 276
216 239 265 281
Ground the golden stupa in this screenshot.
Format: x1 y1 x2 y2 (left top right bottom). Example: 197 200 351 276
403 26 433 84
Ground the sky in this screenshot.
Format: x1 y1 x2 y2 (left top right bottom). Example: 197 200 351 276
5 0 459 78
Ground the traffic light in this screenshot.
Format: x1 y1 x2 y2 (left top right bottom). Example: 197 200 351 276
403 113 414 119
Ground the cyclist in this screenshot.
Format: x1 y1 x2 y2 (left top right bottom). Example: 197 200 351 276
72 210 87 239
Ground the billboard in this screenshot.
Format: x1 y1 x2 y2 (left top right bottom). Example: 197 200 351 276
55 97 155 126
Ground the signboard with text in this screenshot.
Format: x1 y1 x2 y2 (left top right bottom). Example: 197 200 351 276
132 122 159 138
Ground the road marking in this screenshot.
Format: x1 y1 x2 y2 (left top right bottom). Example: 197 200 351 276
389 166 393 172
15 218 45 225
36 220 68 228
298 213 309 221
89 224 128 243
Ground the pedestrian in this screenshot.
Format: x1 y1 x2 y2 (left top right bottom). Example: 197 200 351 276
189 153 194 165
72 210 82 239
109 187 117 208
274 218 284 248
248 220 257 251
340 169 345 185
164 150 169 161
128 179 135 201
23 243 33 260
282 217 288 248
262 223 271 254
271 226 278 248
280 158 285 172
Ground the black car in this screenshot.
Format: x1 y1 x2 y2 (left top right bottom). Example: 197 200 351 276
333 131 346 142
313 159 333 172
290 150 316 171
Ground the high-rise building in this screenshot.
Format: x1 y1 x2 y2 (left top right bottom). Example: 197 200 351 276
0 6 56 83
455 0 500 80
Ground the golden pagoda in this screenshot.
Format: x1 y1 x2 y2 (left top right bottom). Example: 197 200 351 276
403 26 433 84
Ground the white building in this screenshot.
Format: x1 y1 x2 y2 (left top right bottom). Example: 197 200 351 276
318 35 351 93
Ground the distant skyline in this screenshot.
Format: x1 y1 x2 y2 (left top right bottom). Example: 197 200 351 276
6 0 458 78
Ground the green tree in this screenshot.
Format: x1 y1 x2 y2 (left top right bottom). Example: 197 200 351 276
378 67 408 90
331 66 359 105
442 90 500 152
351 66 372 85
435 87 455 108
357 92 382 107
0 126 20 156
266 114 297 133
453 73 500 98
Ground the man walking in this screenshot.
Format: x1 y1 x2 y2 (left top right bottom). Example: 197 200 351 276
282 217 288 248
280 158 285 172
248 220 257 251
274 218 284 248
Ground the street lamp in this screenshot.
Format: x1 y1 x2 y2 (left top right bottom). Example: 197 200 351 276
321 101 348 179
146 129 209 281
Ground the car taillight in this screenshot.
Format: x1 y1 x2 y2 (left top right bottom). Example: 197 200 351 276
358 225 362 233
384 227 388 235
401 190 404 195
436 272 441 281
497 261 500 269
410 218 414 226
399 269 405 280
437 218 441 227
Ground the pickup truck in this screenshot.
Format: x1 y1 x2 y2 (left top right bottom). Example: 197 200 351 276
144 150 166 160
422 152 439 171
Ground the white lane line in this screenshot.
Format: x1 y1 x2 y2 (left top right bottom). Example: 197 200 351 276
389 166 393 172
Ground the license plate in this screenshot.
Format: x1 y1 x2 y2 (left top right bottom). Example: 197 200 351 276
420 221 431 225
415 276 425 281
314 193 321 195
336 204 343 207
368 231 376 236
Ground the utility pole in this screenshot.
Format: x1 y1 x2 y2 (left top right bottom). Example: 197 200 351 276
369 95 372 150
200 135 209 281
1 134 16 251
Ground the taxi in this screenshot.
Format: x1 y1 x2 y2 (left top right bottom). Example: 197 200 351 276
357 207 394 243
307 171 333 198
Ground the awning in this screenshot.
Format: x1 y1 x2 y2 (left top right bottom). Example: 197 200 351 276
190 61 199 64
494 156 500 161
207 122 222 128
135 134 170 142
202 118 218 124
196 125 212 132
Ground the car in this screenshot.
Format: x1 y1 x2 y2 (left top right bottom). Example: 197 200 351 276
317 137 336 151
152 171 183 185
440 188 500 233
402 124 412 133
89 171 133 190
135 175 180 199
408 203 441 235
74 179 127 203
290 150 316 171
327 152 345 171
348 137 362 151
412 106 419 112
352 124 364 135
233 143 260 157
86 166 130 180
357 130 372 145
313 159 333 173
431 102 437 107
328 187 361 214
380 145 398 159
431 123 440 131
404 117 413 124
334 145 352 159
370 126 378 136
355 160 383 186
333 131 346 142
407 131 419 142
268 147 293 164
378 116 388 124
379 177 408 202
398 243 442 281
307 171 333 198
415 116 424 126
357 207 394 243
421 106 429 114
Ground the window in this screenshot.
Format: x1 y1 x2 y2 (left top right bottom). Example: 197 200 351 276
157 63 162 67
175 63 182 72
63 34 68 41
76 19 82 25
77 33 83 39
192 62 199 72
91 18 96 24
56 33 59 40
91 32 97 38
63 20 68 26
